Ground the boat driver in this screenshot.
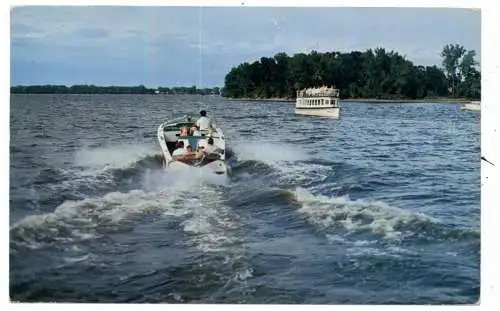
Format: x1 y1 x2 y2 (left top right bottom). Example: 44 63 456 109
196 110 215 131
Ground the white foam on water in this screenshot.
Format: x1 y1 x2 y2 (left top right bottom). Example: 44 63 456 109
234 267 254 281
182 207 254 287
146 173 252 282
344 243 419 259
63 254 91 263
74 143 157 171
64 143 160 188
294 187 434 242
16 145 250 279
352 240 377 247
141 166 229 193
10 188 182 250
167 292 184 302
325 234 348 244
232 140 309 164
386 245 418 256
151 179 253 283
231 140 333 188
346 246 402 259
12 165 245 262
34 143 162 197
276 162 332 186
178 187 242 253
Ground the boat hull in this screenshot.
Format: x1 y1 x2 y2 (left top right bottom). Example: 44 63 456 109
295 107 340 119
166 159 230 175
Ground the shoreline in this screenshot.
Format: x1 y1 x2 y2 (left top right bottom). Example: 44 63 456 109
10 93 475 104
224 97 474 104
223 97 295 102
341 98 472 104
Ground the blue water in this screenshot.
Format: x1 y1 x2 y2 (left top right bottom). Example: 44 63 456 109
9 94 480 303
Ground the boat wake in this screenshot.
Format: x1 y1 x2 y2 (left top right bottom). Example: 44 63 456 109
11 141 306 300
292 187 479 246
225 140 479 259
11 143 230 249
12 139 478 263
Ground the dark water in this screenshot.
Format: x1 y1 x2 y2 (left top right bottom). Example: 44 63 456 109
10 94 480 303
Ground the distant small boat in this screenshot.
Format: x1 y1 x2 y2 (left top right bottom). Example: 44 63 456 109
461 101 481 111
295 86 341 119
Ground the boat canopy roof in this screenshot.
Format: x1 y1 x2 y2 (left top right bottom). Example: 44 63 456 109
164 123 195 131
297 86 339 98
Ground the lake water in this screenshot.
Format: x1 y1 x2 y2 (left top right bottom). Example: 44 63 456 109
9 94 480 303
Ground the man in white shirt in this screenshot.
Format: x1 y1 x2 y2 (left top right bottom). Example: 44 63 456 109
196 110 215 131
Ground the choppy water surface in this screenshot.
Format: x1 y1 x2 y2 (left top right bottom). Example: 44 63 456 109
10 94 480 303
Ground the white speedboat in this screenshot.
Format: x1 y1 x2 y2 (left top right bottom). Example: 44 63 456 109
461 101 481 111
157 115 231 175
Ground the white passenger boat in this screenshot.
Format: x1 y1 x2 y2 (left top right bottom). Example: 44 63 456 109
295 86 341 119
157 114 231 175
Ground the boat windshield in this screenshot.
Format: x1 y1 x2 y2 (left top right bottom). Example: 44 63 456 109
169 115 193 123
164 122 195 131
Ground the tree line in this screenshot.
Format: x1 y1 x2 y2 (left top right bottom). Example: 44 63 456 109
10 84 221 95
222 44 480 100
157 86 221 95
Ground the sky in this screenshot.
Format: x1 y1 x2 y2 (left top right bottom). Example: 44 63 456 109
10 5 481 87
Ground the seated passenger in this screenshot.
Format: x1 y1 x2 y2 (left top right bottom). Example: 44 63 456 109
197 139 208 150
204 137 222 154
189 126 200 136
172 141 186 157
183 145 203 160
195 146 206 158
180 127 188 137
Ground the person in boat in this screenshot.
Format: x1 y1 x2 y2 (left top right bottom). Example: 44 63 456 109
177 145 194 160
180 145 205 161
189 126 200 136
195 146 206 158
172 141 186 157
204 137 222 155
180 127 188 137
196 110 216 131
187 145 203 157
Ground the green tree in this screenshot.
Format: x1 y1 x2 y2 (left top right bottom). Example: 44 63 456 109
424 65 448 97
440 44 466 96
440 44 480 98
221 46 480 100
